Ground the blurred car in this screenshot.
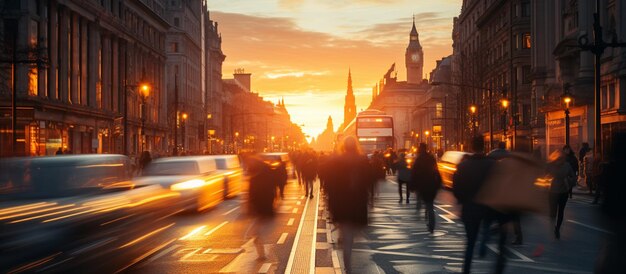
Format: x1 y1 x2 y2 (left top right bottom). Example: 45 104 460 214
259 152 294 178
137 156 224 212
0 154 179 269
207 155 245 199
437 151 472 189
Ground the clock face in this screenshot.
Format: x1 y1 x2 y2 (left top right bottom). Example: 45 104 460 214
411 54 419 62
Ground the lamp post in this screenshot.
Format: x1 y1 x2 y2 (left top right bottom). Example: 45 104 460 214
424 130 430 149
562 87 573 147
577 0 626 160
469 104 477 137
181 112 188 152
501 98 509 145
139 83 150 152
234 131 240 153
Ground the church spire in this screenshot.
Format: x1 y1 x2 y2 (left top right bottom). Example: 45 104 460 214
326 116 334 132
344 68 356 126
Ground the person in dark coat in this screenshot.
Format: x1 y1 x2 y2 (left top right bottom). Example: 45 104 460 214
138 151 152 175
395 152 412 203
246 155 278 260
275 161 288 199
410 143 442 233
324 136 374 273
55 147 63 155
547 148 575 239
562 145 578 198
301 151 318 199
453 137 497 274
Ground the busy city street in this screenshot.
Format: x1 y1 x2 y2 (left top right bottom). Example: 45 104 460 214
2 0 626 273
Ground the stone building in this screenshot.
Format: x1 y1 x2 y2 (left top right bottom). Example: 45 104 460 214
312 116 336 152
366 19 429 149
222 71 305 153
163 0 204 153
0 0 169 156
451 0 532 152
533 0 626 157
203 9 225 153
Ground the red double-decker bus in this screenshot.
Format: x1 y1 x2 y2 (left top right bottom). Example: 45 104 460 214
338 110 395 153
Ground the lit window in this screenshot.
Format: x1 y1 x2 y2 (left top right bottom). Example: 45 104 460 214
28 67 38 96
523 33 531 49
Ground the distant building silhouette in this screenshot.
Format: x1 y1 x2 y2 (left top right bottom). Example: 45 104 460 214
343 69 357 128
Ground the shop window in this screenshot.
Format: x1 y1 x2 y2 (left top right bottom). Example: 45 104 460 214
435 103 443 118
608 83 616 109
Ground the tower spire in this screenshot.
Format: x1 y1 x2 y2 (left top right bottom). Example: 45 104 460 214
344 68 356 126
347 68 353 95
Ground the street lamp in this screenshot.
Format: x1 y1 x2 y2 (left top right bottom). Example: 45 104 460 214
234 131 240 153
469 104 477 136
181 112 188 152
561 86 574 146
139 82 151 153
501 98 509 145
424 130 430 148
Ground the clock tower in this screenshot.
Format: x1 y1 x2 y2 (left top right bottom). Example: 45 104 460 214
405 16 423 84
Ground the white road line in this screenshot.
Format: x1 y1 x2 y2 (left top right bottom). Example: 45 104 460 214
292 208 298 214
439 214 455 224
505 246 534 262
204 221 228 236
180 247 203 261
296 201 301 205
352 248 463 261
258 263 272 273
331 250 341 270
434 205 459 218
179 225 206 240
145 244 180 263
284 184 312 274
287 218 295 226
115 238 177 273
310 187 319 274
277 232 289 244
567 219 612 234
222 206 240 216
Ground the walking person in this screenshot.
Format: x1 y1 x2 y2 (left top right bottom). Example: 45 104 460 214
582 148 595 195
547 147 576 239
324 136 375 273
138 151 152 175
410 143 442 233
395 152 411 204
562 145 579 198
453 137 497 274
246 155 278 260
301 151 318 199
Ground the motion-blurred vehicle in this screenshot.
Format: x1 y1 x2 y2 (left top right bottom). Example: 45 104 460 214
259 152 294 177
137 156 225 212
0 154 179 270
207 155 245 198
437 151 472 188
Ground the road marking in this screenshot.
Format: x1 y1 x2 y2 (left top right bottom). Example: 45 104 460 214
285 184 312 274
204 221 228 236
180 247 203 261
439 214 455 224
287 218 295 226
292 208 298 213
310 186 320 274
296 201 301 205
258 263 272 273
277 232 289 244
567 219 612 234
119 223 175 248
486 244 534 262
222 206 240 216
331 250 341 270
145 244 180 263
434 205 459 218
115 238 177 273
353 248 463 261
180 225 207 240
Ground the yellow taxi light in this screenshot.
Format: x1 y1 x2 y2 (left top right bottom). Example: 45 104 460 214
171 179 205 191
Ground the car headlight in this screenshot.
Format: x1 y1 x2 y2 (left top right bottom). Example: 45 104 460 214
171 179 205 191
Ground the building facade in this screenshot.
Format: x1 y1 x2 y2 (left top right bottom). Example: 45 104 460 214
533 0 626 158
451 0 532 152
0 0 169 157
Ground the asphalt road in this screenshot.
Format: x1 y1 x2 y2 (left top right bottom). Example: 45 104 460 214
8 176 608 274
339 177 608 274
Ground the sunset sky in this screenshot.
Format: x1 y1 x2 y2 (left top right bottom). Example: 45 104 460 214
206 0 462 140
